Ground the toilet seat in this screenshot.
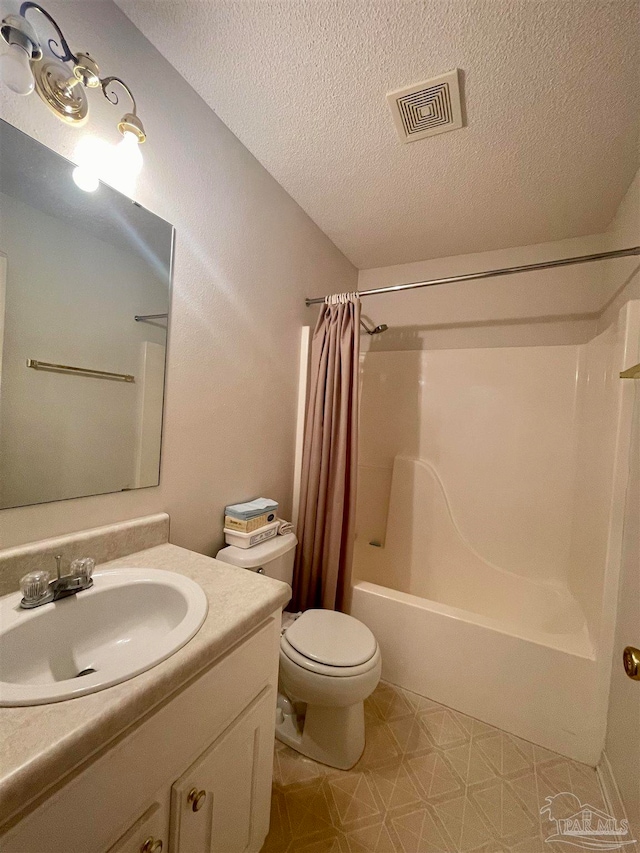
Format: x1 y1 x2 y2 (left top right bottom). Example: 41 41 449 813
280 610 379 677
280 634 380 677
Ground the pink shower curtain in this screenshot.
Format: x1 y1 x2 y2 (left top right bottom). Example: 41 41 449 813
292 293 361 612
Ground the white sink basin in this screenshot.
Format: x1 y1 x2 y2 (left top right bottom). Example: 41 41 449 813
0 568 208 706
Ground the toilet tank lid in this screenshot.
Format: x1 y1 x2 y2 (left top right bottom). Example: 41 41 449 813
215 533 297 569
286 609 377 667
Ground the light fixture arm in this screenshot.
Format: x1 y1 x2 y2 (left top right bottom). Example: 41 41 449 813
19 1 76 64
101 75 146 142
101 75 137 115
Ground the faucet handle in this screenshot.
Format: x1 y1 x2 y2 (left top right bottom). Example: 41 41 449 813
20 571 52 607
70 557 95 585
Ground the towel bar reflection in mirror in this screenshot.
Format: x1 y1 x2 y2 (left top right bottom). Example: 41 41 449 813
26 358 135 382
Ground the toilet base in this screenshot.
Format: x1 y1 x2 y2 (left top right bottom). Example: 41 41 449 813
276 696 366 770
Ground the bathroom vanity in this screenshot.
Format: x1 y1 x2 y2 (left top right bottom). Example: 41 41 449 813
0 525 291 853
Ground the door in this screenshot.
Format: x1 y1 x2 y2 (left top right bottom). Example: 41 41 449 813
170 688 275 853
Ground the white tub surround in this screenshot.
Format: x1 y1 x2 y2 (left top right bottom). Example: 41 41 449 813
356 456 591 654
352 301 639 767
0 540 291 847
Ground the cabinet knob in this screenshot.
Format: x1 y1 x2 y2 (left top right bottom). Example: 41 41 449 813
140 838 163 853
623 646 640 680
187 787 207 812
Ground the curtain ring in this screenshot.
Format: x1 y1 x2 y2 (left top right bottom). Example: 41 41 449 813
324 291 359 305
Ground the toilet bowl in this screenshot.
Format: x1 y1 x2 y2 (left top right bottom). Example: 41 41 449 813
278 609 381 768
216 535 382 769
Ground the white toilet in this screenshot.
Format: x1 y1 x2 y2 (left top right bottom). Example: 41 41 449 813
216 534 381 769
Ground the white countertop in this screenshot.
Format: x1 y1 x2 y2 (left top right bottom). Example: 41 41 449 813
0 543 291 827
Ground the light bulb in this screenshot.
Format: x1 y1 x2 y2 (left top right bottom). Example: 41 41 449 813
0 42 34 95
114 130 143 177
72 136 109 193
72 165 99 192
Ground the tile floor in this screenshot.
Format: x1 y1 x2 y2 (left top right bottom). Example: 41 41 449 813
261 681 625 853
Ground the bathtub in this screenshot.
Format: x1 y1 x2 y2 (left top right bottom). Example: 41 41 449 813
351 456 601 765
346 303 639 767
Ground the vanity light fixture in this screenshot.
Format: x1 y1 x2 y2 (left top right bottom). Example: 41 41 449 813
0 3 146 151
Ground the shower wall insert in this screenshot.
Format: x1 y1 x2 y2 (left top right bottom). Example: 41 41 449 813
348 301 639 766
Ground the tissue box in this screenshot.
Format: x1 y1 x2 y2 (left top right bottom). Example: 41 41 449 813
224 520 279 549
225 498 278 521
224 512 276 533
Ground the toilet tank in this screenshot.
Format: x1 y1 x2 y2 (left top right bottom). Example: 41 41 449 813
215 533 297 584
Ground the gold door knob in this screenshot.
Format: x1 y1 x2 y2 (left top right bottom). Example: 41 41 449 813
140 838 162 853
623 646 640 681
187 787 207 812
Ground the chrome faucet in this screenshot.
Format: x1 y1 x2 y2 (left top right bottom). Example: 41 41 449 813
19 555 95 609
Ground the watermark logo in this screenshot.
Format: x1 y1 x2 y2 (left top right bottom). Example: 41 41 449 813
541 793 635 850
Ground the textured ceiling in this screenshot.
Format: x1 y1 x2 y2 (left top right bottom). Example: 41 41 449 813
116 0 640 269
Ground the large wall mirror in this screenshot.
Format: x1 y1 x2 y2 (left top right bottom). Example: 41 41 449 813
0 119 173 509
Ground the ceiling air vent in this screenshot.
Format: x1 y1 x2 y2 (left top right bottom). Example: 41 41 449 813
387 69 463 143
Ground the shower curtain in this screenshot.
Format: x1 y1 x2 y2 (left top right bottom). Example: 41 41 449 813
292 293 361 612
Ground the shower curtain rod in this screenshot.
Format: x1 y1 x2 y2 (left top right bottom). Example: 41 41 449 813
304 246 640 306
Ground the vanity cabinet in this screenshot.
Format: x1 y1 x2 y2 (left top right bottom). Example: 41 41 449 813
0 616 281 853
170 690 274 853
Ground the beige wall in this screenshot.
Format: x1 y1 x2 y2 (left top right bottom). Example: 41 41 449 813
0 0 356 552
356 234 617 351
599 168 640 330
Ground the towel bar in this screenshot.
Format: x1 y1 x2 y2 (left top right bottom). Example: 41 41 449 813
26 359 134 382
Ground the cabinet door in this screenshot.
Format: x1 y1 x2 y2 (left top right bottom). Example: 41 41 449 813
106 798 168 853
170 687 275 853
